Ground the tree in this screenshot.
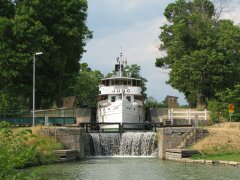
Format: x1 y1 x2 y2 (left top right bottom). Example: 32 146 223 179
0 0 92 109
72 63 103 107
145 96 167 108
156 0 240 107
106 64 148 99
124 64 148 99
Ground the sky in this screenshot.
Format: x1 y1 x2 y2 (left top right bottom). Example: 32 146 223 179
82 0 240 105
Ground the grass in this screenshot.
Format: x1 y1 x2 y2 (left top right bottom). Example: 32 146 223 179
191 122 240 162
192 153 240 162
13 126 64 164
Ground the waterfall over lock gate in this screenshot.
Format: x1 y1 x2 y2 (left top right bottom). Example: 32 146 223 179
85 132 158 157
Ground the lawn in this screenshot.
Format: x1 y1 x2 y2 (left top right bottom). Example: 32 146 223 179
192 153 240 162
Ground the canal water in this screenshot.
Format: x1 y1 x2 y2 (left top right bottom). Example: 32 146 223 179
30 157 239 180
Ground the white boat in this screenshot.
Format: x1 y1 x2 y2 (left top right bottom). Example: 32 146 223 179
97 53 145 130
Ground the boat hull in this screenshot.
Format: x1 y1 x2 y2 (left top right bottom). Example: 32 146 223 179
97 101 144 130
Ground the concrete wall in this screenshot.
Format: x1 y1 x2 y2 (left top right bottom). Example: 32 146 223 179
157 127 190 159
157 127 208 160
42 127 86 159
75 108 92 124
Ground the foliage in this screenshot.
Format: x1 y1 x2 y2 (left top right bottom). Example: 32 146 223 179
156 0 240 107
207 100 226 123
0 0 92 109
0 122 37 179
0 122 63 179
124 64 148 99
216 84 240 121
72 63 103 107
145 96 167 108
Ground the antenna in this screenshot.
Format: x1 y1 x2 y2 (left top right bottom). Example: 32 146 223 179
120 47 123 58
119 47 123 77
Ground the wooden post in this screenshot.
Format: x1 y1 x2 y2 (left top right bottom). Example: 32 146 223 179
171 108 174 126
204 109 207 120
194 115 198 128
194 115 198 143
168 109 170 121
188 109 191 125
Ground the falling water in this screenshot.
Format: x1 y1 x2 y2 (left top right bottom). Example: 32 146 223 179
86 132 157 157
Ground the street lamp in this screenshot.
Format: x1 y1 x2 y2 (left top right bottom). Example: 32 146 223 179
33 52 43 126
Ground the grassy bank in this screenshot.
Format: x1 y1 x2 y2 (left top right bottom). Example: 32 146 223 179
14 126 64 164
0 123 63 179
191 122 240 162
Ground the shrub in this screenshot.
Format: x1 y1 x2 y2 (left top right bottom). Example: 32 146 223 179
207 100 227 123
0 122 63 179
0 122 37 179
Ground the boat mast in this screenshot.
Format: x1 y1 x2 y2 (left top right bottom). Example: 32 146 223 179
119 47 123 77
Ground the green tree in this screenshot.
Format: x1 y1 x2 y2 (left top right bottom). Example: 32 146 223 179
0 0 92 109
73 63 103 107
145 96 167 108
156 0 240 108
124 64 148 99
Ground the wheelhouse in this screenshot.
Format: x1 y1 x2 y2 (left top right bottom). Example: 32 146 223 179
100 78 141 87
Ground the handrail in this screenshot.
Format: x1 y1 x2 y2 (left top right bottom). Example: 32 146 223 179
179 124 196 149
78 122 162 133
181 125 195 140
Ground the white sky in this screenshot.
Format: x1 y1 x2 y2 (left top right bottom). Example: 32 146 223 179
82 0 240 105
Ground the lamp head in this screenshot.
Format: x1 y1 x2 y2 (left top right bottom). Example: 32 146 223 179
35 52 43 55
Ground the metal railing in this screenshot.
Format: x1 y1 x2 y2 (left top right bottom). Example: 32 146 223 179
78 122 162 133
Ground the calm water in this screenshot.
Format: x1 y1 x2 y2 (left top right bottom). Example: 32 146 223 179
30 158 240 180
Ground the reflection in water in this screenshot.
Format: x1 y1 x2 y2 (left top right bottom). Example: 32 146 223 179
31 158 239 180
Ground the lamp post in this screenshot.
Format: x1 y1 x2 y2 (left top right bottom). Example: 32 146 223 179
33 52 43 126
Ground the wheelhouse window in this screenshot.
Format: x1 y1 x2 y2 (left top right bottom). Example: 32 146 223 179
132 80 141 87
111 80 115 85
136 80 141 86
132 80 136 86
115 80 123 85
101 80 105 86
101 80 110 86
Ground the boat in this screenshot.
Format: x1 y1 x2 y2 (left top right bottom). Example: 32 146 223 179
97 53 145 130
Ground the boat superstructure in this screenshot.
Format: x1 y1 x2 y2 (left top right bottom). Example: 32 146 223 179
97 54 144 129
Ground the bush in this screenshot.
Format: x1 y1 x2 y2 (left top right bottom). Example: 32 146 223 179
0 122 37 179
207 100 227 123
0 122 63 179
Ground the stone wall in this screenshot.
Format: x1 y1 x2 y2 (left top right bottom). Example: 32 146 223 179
157 127 208 160
157 127 189 159
42 127 86 159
